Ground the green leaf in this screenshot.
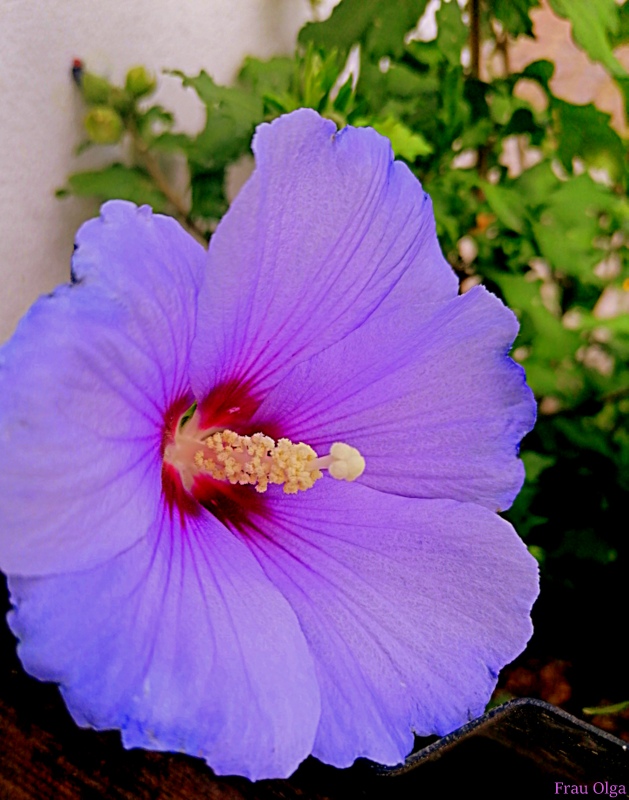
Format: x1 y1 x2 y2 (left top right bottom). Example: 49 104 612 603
553 526 618 563
179 402 198 428
576 310 629 335
151 131 194 153
488 90 513 126
439 66 467 134
435 0 467 65
532 173 620 280
405 39 447 69
333 78 354 114
427 169 479 249
299 0 430 58
554 416 616 458
385 62 429 99
464 77 490 123
136 105 174 140
456 117 493 150
522 451 556 482
358 116 433 160
503 107 543 143
61 164 168 211
522 359 562 396
609 1 629 46
301 46 345 111
190 167 227 221
491 0 541 38
486 271 580 366
520 59 554 91
357 61 441 138
553 99 626 184
548 0 627 78
238 56 295 97
583 700 629 715
514 161 560 208
613 75 629 127
481 182 528 234
527 545 546 563
170 70 263 169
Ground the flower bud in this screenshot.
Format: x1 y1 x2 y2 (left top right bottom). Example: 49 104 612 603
84 106 124 144
125 66 156 98
81 72 115 105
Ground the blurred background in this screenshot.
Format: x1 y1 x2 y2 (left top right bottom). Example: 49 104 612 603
1 0 628 756
0 0 338 343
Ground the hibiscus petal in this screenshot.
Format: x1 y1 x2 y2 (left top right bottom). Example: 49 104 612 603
190 108 458 401
8 506 320 780
244 481 538 767
252 285 535 512
0 202 206 576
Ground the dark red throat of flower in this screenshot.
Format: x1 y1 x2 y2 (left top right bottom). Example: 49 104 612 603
160 382 278 534
160 380 365 534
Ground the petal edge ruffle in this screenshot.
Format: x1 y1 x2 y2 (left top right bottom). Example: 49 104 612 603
190 109 458 403
8 505 321 780
243 481 538 767
0 202 206 576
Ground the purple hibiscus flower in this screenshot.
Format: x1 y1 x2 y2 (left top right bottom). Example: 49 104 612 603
0 109 538 780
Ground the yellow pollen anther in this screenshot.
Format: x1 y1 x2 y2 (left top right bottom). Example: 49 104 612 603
191 429 365 494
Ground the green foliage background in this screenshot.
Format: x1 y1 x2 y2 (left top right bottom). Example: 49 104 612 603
61 0 629 716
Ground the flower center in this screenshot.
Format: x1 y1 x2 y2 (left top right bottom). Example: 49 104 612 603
164 409 365 495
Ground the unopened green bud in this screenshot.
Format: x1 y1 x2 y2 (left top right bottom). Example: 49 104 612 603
84 106 124 144
81 71 114 105
109 87 133 114
125 66 156 98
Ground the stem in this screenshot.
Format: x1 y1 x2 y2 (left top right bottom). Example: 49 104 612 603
468 0 487 177
495 28 510 75
494 24 525 174
600 385 629 403
470 0 481 79
129 122 207 246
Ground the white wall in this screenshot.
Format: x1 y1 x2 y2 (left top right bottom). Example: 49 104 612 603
0 0 326 343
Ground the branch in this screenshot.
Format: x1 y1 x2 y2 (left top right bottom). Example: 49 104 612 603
470 0 481 79
129 124 208 246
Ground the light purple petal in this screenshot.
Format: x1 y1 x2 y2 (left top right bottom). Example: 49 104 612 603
0 202 206 576
190 108 458 401
252 286 536 512
8 506 320 780
244 481 538 767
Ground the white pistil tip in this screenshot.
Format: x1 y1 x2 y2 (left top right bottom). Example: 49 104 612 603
328 442 365 482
